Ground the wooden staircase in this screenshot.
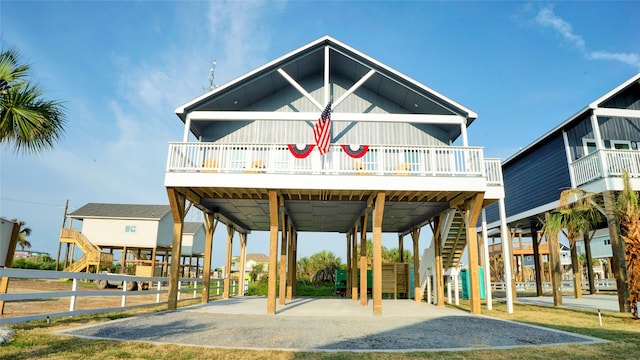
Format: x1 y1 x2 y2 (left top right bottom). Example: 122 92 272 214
59 228 113 273
441 209 467 270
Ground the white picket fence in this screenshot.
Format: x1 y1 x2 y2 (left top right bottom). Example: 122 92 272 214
491 279 617 292
0 268 242 325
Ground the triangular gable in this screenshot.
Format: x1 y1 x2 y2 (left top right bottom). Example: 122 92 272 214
175 36 476 141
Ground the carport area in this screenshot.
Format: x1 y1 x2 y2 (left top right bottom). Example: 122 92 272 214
57 297 605 352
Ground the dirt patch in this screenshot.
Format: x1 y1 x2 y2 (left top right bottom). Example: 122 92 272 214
1 279 171 319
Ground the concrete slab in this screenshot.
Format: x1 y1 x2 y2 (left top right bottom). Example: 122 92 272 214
56 297 607 352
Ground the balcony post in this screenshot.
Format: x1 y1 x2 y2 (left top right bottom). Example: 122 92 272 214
590 113 609 181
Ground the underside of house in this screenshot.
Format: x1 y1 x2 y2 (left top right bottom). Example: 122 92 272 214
164 36 506 315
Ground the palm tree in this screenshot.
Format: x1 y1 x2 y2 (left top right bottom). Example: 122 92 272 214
0 48 66 154
11 219 32 251
615 170 640 319
249 262 265 282
309 250 342 283
545 188 604 299
297 257 313 281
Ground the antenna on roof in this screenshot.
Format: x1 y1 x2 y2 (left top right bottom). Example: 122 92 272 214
209 58 217 91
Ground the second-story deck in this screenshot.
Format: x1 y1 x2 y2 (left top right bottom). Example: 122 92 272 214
570 149 640 190
166 142 503 184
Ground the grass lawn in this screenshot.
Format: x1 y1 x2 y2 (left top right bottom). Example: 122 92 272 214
1 294 638 359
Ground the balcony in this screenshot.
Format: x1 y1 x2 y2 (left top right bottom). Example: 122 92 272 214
571 149 640 187
166 142 503 186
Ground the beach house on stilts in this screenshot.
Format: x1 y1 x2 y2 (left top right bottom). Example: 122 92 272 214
164 36 507 315
483 73 640 313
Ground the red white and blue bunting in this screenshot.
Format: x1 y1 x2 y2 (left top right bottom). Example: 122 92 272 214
287 144 315 158
341 144 369 158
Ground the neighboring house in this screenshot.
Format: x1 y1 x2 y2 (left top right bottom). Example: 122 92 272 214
484 73 640 306
60 203 204 276
231 253 269 278
13 250 52 259
164 36 506 314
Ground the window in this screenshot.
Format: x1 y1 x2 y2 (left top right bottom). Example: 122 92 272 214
611 140 631 150
604 239 611 246
582 139 597 155
125 225 137 233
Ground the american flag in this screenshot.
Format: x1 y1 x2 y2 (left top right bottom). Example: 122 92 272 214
313 102 332 155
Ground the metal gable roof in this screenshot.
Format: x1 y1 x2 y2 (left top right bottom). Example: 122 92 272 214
175 35 477 126
69 203 171 220
502 72 640 166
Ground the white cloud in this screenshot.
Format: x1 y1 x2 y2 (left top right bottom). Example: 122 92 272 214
532 5 640 70
534 5 585 51
588 51 640 70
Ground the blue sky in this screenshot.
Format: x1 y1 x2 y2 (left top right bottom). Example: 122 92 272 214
1 1 639 268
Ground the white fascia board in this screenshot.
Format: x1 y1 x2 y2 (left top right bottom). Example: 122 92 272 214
593 108 640 119
187 110 465 124
165 172 487 193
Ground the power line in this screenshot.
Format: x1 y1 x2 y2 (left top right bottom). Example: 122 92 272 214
0 197 69 208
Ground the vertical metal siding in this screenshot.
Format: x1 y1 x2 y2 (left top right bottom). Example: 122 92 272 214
487 135 571 223
598 117 640 145
201 120 449 145
565 114 593 160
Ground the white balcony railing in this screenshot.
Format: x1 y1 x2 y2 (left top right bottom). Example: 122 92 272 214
166 143 502 183
484 158 503 186
571 149 640 186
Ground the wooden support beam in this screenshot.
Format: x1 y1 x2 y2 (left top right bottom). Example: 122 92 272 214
531 226 543 297
463 193 484 315
372 191 386 316
359 211 369 307
411 227 421 302
351 227 358 301
398 234 404 263
279 213 288 305
239 233 247 296
223 224 234 299
434 215 445 307
480 209 493 310
167 188 186 310
346 232 352 298
0 221 20 314
201 213 218 303
292 230 298 297
267 190 279 315
286 223 294 301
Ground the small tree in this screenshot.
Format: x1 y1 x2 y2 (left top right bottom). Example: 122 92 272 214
249 263 265 282
309 250 342 283
545 189 604 299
